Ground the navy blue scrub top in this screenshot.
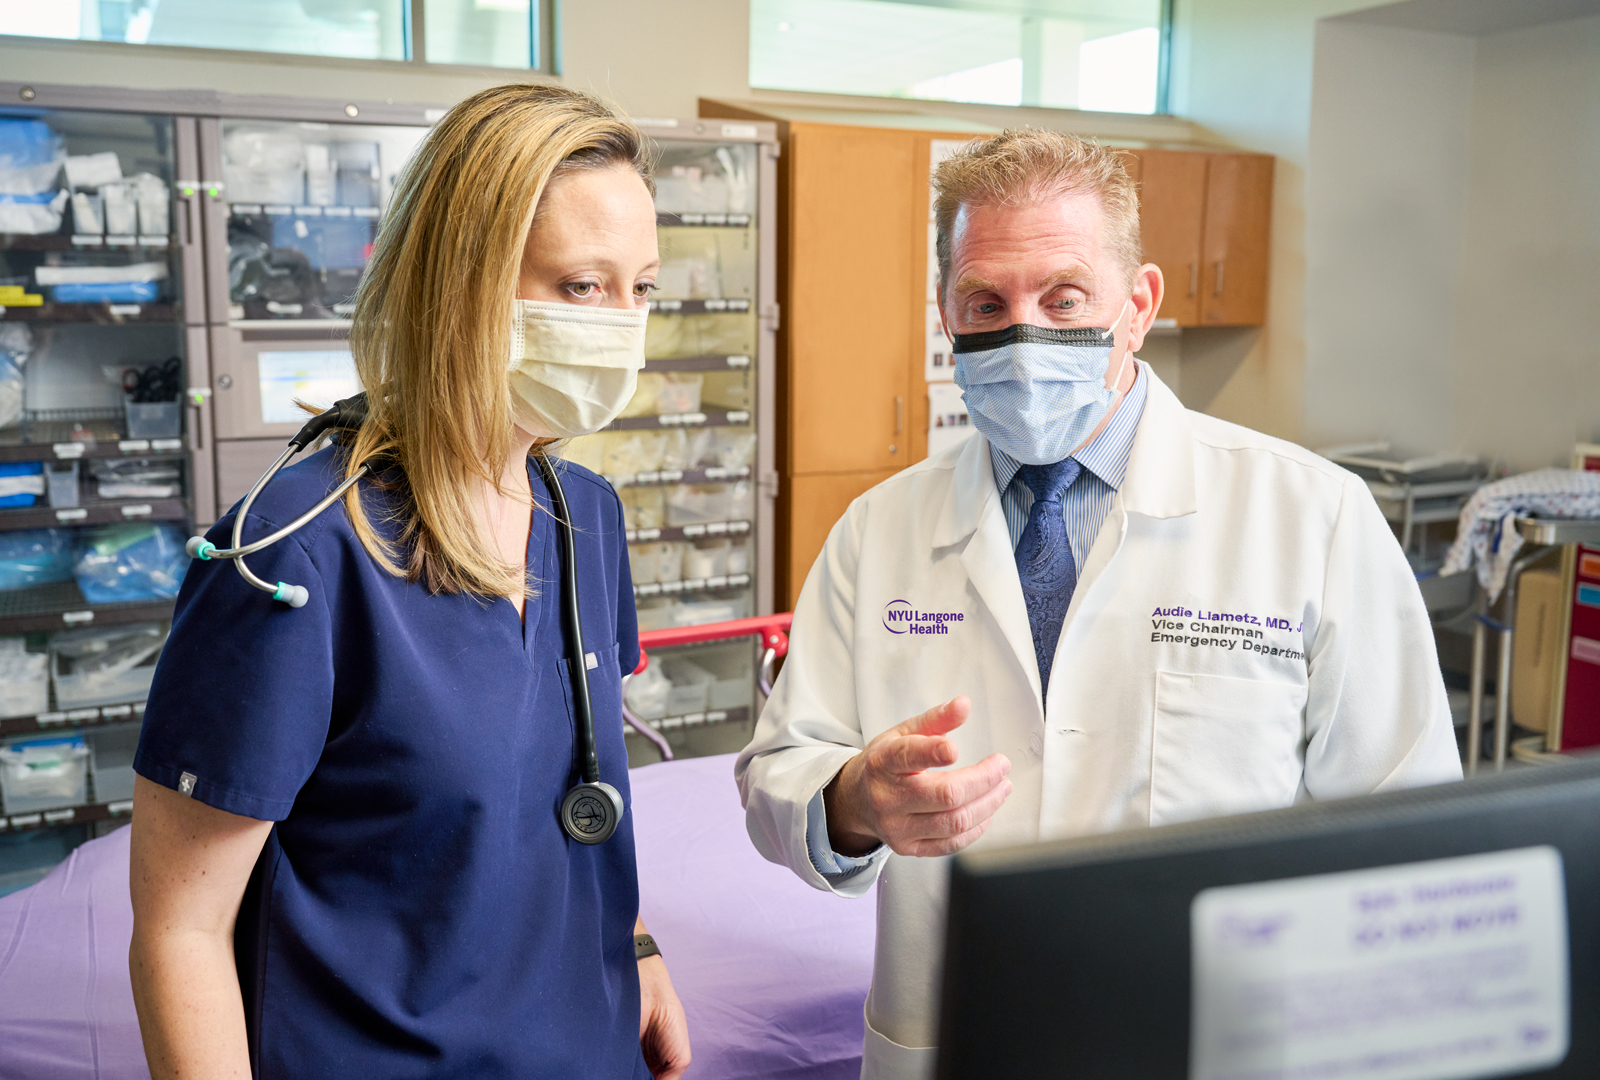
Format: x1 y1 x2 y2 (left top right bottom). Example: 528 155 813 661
134 448 648 1080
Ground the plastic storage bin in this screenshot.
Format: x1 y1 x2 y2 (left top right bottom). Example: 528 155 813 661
0 637 48 719
73 523 189 603
51 623 166 710
45 461 78 508
124 399 181 439
88 725 140 804
0 736 88 814
0 529 75 591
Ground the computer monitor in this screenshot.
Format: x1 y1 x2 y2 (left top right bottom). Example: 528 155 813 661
937 757 1600 1079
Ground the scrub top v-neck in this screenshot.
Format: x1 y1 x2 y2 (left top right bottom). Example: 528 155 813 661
135 448 647 1080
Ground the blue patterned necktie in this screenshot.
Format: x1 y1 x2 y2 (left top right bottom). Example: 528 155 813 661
1015 459 1082 702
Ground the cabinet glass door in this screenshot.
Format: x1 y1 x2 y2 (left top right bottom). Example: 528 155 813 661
219 119 427 321
561 137 765 765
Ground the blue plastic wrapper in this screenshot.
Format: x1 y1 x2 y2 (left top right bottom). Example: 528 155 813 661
50 281 162 304
73 523 188 604
0 529 76 591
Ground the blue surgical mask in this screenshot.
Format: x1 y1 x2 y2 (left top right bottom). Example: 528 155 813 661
952 302 1132 465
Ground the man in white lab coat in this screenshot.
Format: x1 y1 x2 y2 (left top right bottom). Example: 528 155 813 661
734 130 1463 1080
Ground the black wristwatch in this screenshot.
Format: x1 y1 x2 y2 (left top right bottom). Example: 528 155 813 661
634 933 661 961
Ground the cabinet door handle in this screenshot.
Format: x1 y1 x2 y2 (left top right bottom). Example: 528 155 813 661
1187 262 1198 298
1214 260 1225 297
894 395 903 435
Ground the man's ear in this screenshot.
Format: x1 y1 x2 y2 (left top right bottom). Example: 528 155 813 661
1125 263 1164 354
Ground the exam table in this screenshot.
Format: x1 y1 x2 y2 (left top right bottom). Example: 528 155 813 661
0 751 876 1079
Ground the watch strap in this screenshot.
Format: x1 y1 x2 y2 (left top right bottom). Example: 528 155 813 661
634 933 661 961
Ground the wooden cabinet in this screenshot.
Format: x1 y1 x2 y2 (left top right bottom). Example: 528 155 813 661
1133 149 1208 326
1200 152 1275 326
1129 148 1274 327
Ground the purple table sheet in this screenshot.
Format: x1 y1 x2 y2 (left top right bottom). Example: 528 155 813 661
0 752 874 1079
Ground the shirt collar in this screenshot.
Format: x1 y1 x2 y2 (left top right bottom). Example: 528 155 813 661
989 361 1150 494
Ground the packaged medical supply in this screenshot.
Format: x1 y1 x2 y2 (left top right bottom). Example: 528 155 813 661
726 540 750 576
304 143 336 206
0 530 75 591
71 192 103 235
620 487 665 531
35 262 168 288
88 724 140 803
0 462 43 508
222 127 306 205
0 119 67 234
624 660 670 722
661 656 716 715
683 539 728 580
666 485 731 527
0 325 31 430
73 523 188 603
63 151 122 189
100 181 137 235
711 430 757 470
133 173 170 237
0 637 49 719
51 622 166 709
655 542 684 583
0 736 88 814
91 458 181 500
656 373 703 415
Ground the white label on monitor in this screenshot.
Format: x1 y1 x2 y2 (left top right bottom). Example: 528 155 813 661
1190 846 1568 1080
257 349 360 426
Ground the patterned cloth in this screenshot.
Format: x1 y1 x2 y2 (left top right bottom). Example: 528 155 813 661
1016 459 1083 701
1440 468 1600 601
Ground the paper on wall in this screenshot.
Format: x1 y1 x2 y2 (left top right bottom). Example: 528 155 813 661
927 381 973 458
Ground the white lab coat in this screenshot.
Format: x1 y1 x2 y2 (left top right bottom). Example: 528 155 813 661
735 368 1462 1080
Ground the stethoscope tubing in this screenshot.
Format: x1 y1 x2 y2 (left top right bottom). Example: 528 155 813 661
535 452 601 787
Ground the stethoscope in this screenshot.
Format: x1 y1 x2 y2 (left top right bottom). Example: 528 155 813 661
184 392 624 846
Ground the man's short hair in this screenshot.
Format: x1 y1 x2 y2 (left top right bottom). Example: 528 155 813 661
932 129 1141 298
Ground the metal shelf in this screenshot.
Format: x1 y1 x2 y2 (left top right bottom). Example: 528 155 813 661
0 799 132 835
1517 517 1600 547
608 409 751 432
643 355 752 373
634 573 752 599
0 698 145 739
656 212 753 228
0 233 172 252
608 465 751 490
626 520 752 544
624 704 750 736
0 302 179 323
0 433 187 466
0 496 185 533
0 581 174 634
648 298 751 316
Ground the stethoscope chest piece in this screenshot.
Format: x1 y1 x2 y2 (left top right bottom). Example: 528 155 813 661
561 781 623 845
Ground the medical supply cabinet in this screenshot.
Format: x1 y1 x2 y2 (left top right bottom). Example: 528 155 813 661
0 82 778 891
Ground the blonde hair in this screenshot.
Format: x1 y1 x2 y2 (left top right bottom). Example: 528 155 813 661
344 83 652 598
932 129 1141 296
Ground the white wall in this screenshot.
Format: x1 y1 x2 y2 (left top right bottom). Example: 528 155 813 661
1301 9 1600 470
1302 21 1477 455
1449 12 1600 470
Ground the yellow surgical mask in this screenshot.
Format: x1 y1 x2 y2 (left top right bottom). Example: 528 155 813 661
507 299 649 439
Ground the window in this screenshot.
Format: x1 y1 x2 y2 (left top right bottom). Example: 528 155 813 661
0 0 558 70
750 0 1167 115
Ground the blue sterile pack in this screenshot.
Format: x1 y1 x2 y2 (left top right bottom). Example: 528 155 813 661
49 281 161 304
73 523 188 604
0 529 75 591
0 462 43 508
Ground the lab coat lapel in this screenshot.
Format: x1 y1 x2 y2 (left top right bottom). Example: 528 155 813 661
937 434 1043 708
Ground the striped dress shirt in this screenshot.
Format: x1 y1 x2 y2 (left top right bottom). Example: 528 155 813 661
989 362 1149 562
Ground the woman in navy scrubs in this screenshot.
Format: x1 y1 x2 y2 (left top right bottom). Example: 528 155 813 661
126 85 690 1079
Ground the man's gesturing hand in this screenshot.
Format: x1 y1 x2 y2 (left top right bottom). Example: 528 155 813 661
822 696 1012 859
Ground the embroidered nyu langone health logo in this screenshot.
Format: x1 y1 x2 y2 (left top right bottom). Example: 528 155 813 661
883 599 965 635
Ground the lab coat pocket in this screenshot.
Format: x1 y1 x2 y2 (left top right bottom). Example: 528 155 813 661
1149 670 1307 828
